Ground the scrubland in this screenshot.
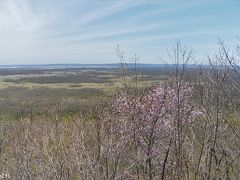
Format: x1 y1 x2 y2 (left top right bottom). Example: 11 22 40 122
0 41 240 179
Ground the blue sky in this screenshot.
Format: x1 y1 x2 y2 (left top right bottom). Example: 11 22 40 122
0 0 239 65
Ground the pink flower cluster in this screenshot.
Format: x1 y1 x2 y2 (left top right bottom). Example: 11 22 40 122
110 83 202 157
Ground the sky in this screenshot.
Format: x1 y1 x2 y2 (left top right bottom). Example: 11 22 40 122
0 0 239 65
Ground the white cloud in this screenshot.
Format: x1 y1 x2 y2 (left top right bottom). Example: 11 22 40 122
0 0 238 64
0 0 44 32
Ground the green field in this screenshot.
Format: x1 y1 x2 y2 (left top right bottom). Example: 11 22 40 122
0 68 166 120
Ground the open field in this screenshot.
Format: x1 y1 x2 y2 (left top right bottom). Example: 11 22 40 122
0 66 168 120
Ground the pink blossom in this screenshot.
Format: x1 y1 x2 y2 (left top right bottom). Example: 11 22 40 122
109 82 202 166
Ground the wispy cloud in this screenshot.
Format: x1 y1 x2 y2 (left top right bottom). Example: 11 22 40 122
0 0 51 33
0 0 239 64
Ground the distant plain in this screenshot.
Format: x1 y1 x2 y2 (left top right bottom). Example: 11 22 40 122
0 66 168 120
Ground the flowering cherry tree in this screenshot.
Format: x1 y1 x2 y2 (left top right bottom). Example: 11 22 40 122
110 82 202 179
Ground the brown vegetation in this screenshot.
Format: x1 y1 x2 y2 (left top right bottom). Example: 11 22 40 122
0 40 240 179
